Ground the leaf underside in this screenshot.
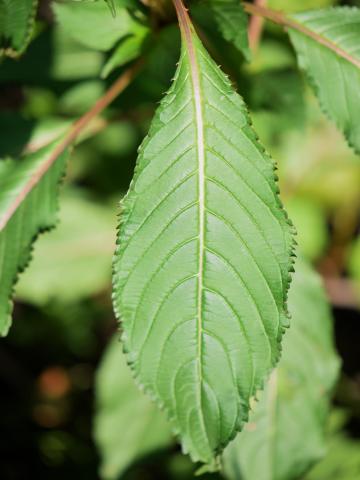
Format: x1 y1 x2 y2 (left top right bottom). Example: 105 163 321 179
222 259 340 480
0 0 38 57
0 142 68 336
113 15 294 466
289 7 360 153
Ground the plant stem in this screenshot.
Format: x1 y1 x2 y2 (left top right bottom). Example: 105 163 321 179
243 1 360 69
0 60 143 231
248 0 266 52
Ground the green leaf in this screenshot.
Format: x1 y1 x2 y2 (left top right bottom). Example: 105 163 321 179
0 0 38 57
0 140 69 336
16 189 115 305
113 4 294 467
222 259 340 480
101 26 149 78
269 0 334 12
53 0 145 52
94 335 173 480
205 0 250 61
288 7 360 153
285 197 328 261
305 430 360 480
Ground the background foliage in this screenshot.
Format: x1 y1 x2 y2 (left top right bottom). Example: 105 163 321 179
0 0 360 479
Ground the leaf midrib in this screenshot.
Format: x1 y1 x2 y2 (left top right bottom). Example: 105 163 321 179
173 0 208 445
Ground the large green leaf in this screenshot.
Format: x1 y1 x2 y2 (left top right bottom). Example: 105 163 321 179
113 3 294 467
0 141 68 336
0 0 38 57
222 259 340 480
94 335 173 480
53 0 145 52
288 7 360 153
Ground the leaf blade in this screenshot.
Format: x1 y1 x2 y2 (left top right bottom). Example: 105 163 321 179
0 0 38 57
288 7 360 153
0 141 69 335
113 2 294 466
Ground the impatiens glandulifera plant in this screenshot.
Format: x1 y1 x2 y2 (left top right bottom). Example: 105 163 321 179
1 0 358 477
112 0 295 467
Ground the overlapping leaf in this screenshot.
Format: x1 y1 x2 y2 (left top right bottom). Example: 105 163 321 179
205 0 250 60
53 0 145 52
0 141 68 336
113 4 294 466
288 7 360 153
94 335 173 480
222 259 340 480
0 0 38 57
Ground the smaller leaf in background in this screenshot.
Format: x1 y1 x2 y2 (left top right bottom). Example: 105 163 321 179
304 409 360 480
16 189 116 305
104 0 116 15
250 69 305 131
125 25 180 104
204 0 250 61
222 259 340 480
0 140 69 336
94 335 173 480
0 0 38 57
288 7 360 153
101 27 150 78
269 0 334 12
59 81 105 116
286 196 328 261
0 28 104 84
53 0 147 52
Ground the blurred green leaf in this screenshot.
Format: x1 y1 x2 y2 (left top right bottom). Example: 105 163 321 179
16 189 116 305
0 140 69 336
59 81 105 116
222 259 340 480
250 69 305 131
101 27 150 78
286 196 328 261
204 0 250 61
53 0 147 52
94 335 173 480
0 0 38 57
305 431 360 480
288 7 360 153
269 0 335 12
0 28 104 83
